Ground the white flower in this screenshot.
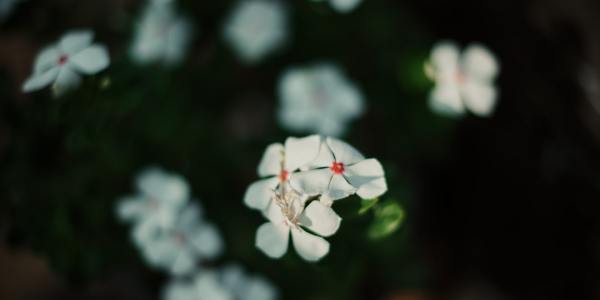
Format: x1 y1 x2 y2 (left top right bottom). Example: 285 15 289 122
140 202 224 275
425 41 499 117
243 135 321 211
278 63 365 137
220 264 278 300
22 30 110 97
163 271 233 300
116 167 190 245
290 137 387 205
223 0 287 64
130 1 192 66
255 187 341 261
311 0 362 13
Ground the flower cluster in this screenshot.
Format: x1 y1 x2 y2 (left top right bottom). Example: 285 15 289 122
22 30 110 98
278 63 365 137
244 135 387 261
117 167 278 299
130 0 192 66
425 41 500 117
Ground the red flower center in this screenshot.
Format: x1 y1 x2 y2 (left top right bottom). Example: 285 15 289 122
330 162 345 174
58 55 68 65
279 169 289 182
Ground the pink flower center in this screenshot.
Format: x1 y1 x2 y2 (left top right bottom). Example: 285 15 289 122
174 232 187 246
456 71 465 84
279 169 289 182
58 55 68 65
330 162 345 174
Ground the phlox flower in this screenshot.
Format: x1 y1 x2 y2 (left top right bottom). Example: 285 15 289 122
291 137 387 205
223 0 288 64
255 187 341 261
22 30 109 97
130 0 192 66
220 264 278 300
139 202 224 276
278 63 364 137
116 167 190 245
425 41 499 117
243 135 321 211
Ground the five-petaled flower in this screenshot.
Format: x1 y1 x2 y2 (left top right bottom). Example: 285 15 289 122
243 135 321 211
425 41 500 117
130 0 192 66
223 0 288 64
22 30 110 97
291 137 388 205
278 63 365 137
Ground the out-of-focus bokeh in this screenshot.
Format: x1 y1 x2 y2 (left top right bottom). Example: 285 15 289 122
1 0 600 299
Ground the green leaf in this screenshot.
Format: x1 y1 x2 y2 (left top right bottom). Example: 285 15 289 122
368 201 405 240
358 198 379 215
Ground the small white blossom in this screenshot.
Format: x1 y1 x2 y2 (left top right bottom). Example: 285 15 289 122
22 30 110 97
243 135 321 211
116 167 190 245
140 202 224 275
278 63 365 137
256 187 341 261
291 137 387 205
130 0 192 66
425 41 499 117
223 0 287 64
311 0 362 13
220 264 278 300
163 271 233 300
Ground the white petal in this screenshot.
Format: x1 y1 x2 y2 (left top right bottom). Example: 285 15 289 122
462 80 497 117
255 222 289 259
242 277 278 300
257 143 284 177
22 67 59 93
462 43 499 82
289 168 332 196
284 134 321 171
330 0 362 13
429 83 465 117
59 30 94 55
70 45 110 74
164 17 193 65
162 280 196 300
430 41 460 79
243 177 279 210
115 196 145 222
307 140 335 168
195 272 234 300
137 167 189 207
189 223 224 259
261 198 285 224
290 228 329 261
33 46 60 74
169 249 196 275
299 201 341 237
51 66 81 97
326 137 364 164
325 174 356 201
344 158 384 186
220 264 245 294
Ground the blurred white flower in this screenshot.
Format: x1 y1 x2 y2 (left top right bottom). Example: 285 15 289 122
130 0 192 66
243 135 321 211
278 63 365 137
140 202 224 275
291 137 387 205
425 41 499 117
22 30 110 97
163 271 233 300
116 167 190 245
312 0 362 13
220 264 278 300
223 0 287 64
255 187 341 261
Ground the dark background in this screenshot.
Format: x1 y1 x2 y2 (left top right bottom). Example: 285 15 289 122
1 0 600 299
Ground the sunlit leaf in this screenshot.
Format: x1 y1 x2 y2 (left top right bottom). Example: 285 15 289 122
368 201 404 240
358 197 379 215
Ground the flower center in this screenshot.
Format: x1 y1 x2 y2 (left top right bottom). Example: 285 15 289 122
455 71 465 84
58 55 68 65
278 169 289 182
174 232 187 246
330 162 345 174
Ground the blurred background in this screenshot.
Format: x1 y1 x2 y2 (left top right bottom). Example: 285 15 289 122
1 0 600 299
